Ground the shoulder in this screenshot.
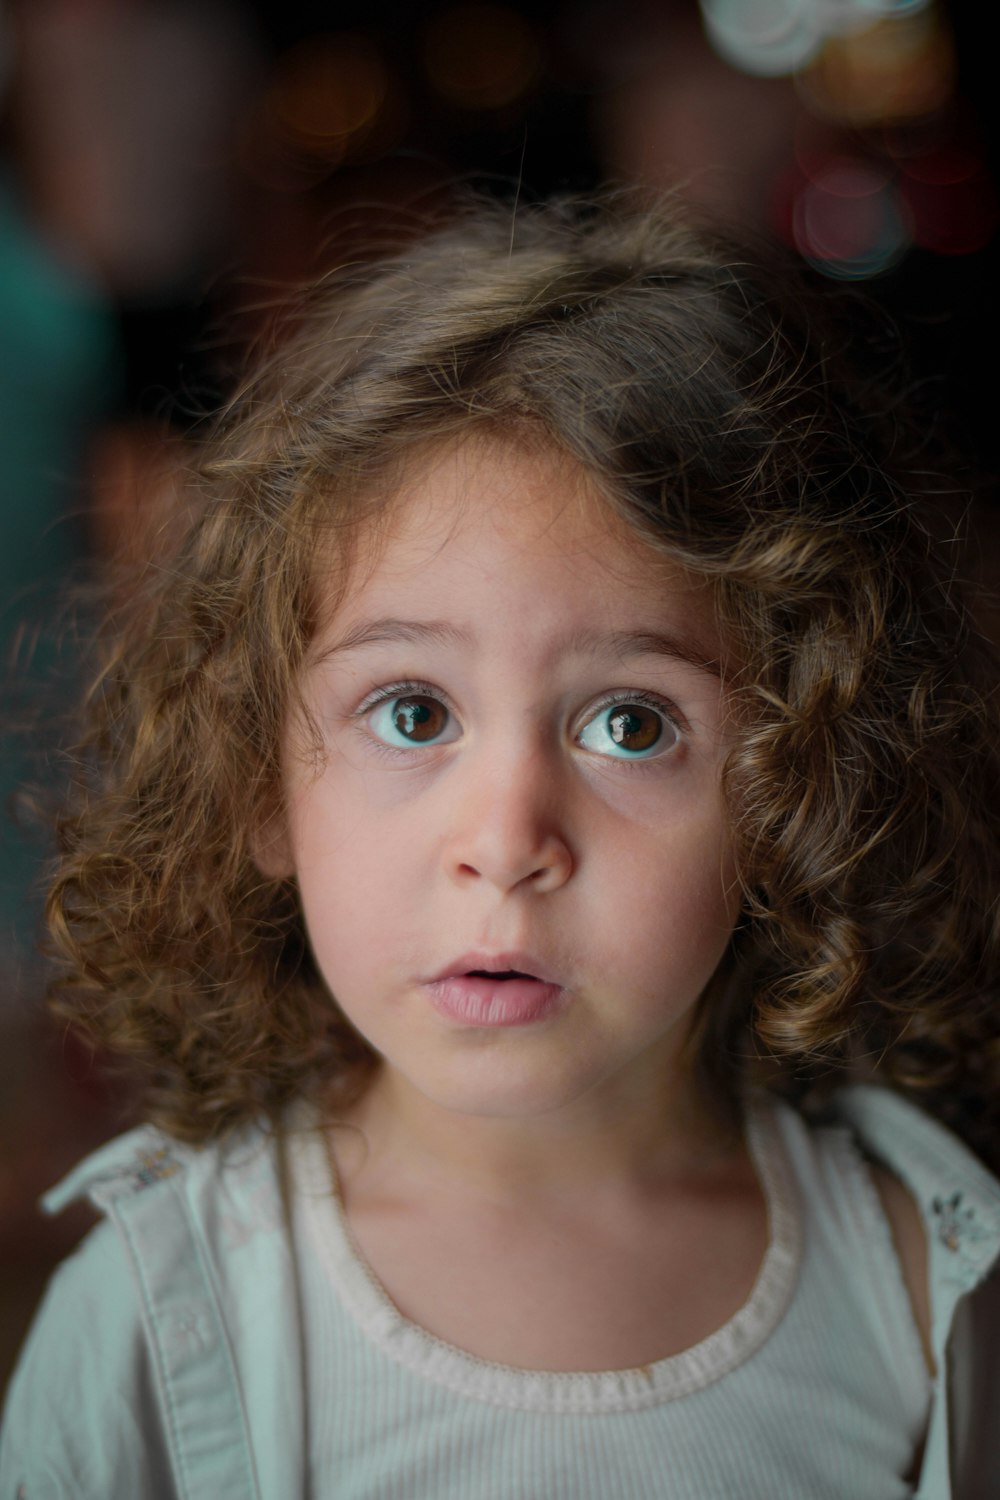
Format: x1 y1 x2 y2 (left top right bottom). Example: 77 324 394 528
826 1085 1000 1495
828 1083 1000 1293
774 1082 1000 1352
39 1115 287 1250
772 1084 1000 1277
2 1117 283 1500
1 1217 174 1498
41 1119 251 1212
765 1085 1000 1354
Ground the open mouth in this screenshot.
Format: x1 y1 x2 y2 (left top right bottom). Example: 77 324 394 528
467 968 534 981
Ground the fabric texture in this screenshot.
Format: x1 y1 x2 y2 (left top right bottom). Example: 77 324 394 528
2 1084 998 1499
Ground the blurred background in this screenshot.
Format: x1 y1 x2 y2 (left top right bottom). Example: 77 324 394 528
1 0 997 1396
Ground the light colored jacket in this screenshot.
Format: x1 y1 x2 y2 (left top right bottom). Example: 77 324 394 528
2 1085 999 1498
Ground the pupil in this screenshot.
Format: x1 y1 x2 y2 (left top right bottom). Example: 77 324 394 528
609 706 660 752
393 696 442 741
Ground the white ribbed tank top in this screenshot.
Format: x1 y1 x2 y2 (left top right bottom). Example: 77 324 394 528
286 1096 931 1498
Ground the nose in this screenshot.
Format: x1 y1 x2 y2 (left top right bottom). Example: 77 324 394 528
443 744 574 895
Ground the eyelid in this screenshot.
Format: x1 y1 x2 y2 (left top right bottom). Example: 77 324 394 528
579 688 685 733
353 678 455 718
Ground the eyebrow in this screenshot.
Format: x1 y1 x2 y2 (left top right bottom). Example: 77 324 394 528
569 627 722 678
311 618 721 678
311 618 468 664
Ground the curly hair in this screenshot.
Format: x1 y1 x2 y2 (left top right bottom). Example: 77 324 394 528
48 194 1000 1158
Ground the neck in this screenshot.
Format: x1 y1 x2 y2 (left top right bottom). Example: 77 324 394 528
329 1058 740 1208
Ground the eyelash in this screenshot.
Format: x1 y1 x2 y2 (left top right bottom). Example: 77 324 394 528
352 680 685 760
355 678 445 715
585 688 683 734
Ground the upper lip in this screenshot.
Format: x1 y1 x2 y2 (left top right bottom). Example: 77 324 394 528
429 951 562 986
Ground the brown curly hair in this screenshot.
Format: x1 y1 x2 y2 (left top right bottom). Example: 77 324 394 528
48 194 1000 1159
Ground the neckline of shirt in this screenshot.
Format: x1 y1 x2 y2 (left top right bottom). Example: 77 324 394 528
286 1093 802 1414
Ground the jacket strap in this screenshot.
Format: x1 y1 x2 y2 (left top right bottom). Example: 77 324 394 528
91 1167 261 1500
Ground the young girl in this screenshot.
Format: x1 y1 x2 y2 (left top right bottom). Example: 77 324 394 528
3 196 1000 1499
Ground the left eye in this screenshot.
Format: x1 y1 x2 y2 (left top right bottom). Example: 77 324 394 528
367 693 457 748
577 701 677 759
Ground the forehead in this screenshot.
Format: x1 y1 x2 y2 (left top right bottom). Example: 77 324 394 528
327 436 721 658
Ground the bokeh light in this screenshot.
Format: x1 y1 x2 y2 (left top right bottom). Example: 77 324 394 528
897 145 999 255
845 0 933 16
699 0 937 82
699 0 825 78
799 10 953 126
791 156 911 277
268 35 394 167
423 3 541 111
699 0 992 277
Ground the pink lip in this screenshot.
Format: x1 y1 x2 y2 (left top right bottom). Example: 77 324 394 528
426 951 566 1028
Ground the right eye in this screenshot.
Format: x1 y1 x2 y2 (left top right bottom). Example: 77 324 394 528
367 692 457 749
576 696 680 760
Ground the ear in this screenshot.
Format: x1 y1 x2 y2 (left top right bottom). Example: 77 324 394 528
250 795 295 880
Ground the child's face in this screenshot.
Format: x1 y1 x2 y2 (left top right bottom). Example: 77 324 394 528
268 437 741 1123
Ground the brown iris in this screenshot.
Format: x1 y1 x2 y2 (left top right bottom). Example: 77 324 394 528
608 704 662 753
392 695 448 742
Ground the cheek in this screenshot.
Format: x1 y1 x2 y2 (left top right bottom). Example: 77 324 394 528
287 779 427 967
602 804 738 963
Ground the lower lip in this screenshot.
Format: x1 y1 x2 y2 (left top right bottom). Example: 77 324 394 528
427 976 565 1027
